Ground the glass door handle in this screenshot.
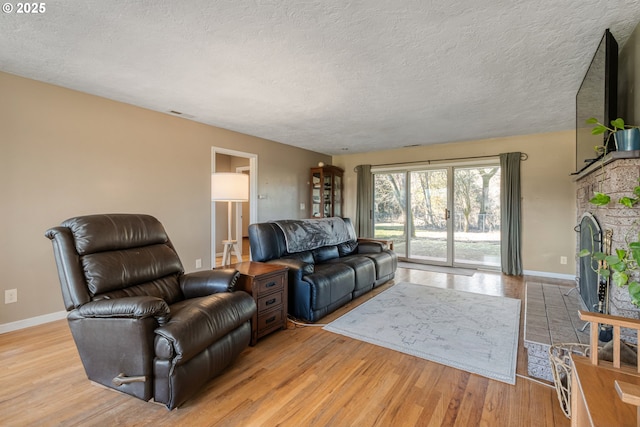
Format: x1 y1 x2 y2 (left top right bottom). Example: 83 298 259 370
445 208 451 220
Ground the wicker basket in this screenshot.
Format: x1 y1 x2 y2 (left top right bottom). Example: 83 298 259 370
548 343 591 419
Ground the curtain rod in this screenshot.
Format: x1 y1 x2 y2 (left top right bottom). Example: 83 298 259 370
357 152 528 171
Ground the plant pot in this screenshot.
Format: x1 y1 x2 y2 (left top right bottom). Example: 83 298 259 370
614 128 640 151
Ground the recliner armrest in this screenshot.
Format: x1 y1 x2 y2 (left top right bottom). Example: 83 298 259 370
180 268 240 298
73 296 170 321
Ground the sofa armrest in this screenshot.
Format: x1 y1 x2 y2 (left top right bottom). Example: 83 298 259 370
180 268 240 298
357 238 394 251
267 259 314 275
73 296 170 322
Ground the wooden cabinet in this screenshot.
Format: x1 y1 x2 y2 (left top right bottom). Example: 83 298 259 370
232 262 288 345
310 165 343 218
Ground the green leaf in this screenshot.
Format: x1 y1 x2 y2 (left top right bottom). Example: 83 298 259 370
630 242 640 265
586 117 599 124
591 125 607 135
629 282 640 307
611 118 625 130
599 268 611 278
616 248 627 259
620 197 636 208
589 192 611 206
578 249 591 257
592 252 607 261
612 271 629 287
609 261 627 272
606 255 622 265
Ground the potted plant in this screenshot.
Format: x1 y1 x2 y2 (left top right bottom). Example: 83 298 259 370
580 117 640 306
587 117 640 151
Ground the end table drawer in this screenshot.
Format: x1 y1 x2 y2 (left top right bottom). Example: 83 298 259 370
255 273 285 295
257 309 284 333
257 292 283 312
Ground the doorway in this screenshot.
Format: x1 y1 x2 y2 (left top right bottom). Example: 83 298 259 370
372 162 501 269
211 147 258 268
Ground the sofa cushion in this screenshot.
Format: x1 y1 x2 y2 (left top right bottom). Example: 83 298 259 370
337 240 359 257
312 246 339 263
282 251 314 265
363 251 398 286
326 255 376 293
303 263 355 310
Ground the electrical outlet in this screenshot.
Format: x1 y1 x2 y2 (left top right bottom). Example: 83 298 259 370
560 256 567 265
5 289 17 304
195 259 202 269
300 203 305 210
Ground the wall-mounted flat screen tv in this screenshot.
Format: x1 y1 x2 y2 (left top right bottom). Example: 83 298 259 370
575 29 618 174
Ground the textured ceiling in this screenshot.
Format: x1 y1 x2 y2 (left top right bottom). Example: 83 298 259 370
2 1 640 155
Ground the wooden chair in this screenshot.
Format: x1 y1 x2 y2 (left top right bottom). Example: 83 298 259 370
571 310 640 427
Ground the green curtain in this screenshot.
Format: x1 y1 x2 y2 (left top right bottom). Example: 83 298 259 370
355 164 373 237
500 153 523 275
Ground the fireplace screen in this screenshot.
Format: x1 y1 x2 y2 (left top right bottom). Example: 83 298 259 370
577 212 602 312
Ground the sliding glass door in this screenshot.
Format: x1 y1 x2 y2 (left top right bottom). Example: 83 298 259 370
373 172 407 258
408 169 450 263
373 163 501 269
452 166 501 268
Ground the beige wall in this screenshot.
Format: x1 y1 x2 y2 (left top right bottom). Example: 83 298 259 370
0 69 579 326
0 71 330 325
333 131 577 276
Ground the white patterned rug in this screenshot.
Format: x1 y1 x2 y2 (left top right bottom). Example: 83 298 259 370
323 282 521 384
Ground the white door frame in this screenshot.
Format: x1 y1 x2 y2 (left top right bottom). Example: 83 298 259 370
236 165 251 242
211 147 258 268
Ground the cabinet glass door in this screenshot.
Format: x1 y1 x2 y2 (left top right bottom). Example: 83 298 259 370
334 174 342 217
323 174 332 217
311 171 322 218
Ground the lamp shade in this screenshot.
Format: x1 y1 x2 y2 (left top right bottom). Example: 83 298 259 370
211 173 249 201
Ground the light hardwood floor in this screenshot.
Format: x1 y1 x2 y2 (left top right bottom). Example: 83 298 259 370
0 268 571 426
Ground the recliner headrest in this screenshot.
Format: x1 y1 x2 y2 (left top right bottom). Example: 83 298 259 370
63 213 169 255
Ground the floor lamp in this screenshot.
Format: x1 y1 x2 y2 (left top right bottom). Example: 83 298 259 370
211 172 249 266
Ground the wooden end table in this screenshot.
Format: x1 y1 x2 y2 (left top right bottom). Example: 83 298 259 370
231 261 288 345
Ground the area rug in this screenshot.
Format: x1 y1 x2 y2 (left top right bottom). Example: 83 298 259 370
397 261 476 276
323 282 521 384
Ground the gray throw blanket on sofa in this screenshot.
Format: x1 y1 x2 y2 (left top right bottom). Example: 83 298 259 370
274 218 355 253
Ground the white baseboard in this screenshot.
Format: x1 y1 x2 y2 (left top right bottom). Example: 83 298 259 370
0 310 67 334
523 270 576 282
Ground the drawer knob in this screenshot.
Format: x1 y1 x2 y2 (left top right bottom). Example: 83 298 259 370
265 281 277 288
266 298 276 306
266 316 276 324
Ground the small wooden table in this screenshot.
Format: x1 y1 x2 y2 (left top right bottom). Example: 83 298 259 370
571 354 640 426
231 261 288 345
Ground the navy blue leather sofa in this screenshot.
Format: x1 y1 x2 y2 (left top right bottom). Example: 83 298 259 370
248 217 397 322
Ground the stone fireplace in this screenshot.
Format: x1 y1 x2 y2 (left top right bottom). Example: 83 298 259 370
524 153 640 382
575 152 640 321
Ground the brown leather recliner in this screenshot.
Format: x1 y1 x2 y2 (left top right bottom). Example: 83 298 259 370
45 213 256 410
